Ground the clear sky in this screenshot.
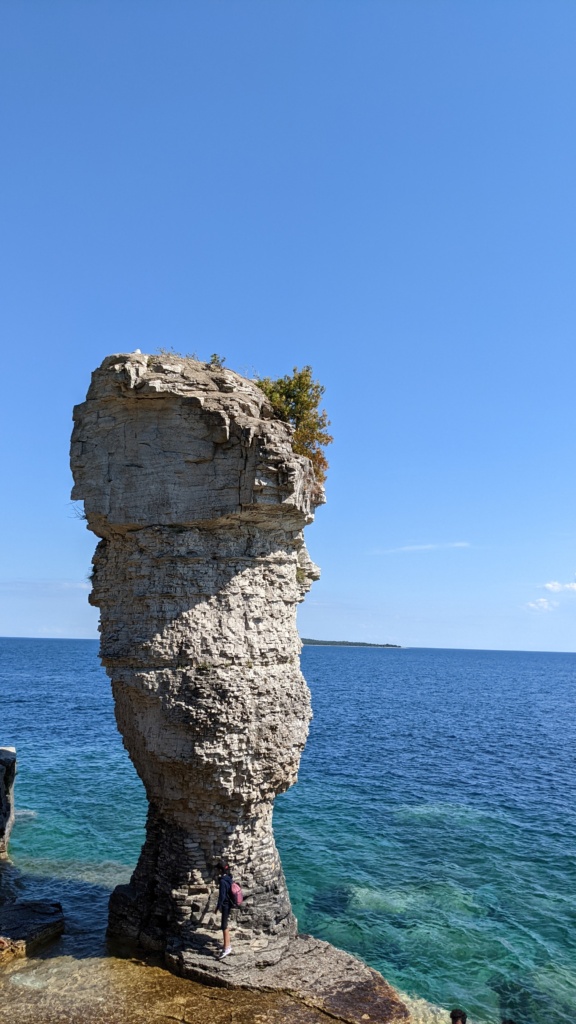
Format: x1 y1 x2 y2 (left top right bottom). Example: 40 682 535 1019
1 0 575 651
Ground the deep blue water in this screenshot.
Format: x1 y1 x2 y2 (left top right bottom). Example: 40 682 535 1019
1 638 575 1024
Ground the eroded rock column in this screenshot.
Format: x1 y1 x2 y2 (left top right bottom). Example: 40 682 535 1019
0 748 16 860
70 353 322 965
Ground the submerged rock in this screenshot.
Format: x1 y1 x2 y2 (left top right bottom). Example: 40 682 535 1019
70 352 408 1021
0 901 65 964
0 747 16 859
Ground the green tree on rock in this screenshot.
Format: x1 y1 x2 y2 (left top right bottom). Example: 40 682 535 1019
256 366 333 484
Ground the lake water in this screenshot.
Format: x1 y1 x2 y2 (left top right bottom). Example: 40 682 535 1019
1 638 575 1024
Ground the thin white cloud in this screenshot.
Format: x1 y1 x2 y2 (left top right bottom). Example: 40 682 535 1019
544 581 576 592
527 598 559 612
0 580 90 593
377 542 471 555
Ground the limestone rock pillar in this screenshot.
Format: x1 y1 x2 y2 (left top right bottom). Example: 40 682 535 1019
0 748 16 860
70 353 323 965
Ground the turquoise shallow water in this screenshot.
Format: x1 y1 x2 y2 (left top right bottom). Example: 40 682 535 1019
1 638 575 1024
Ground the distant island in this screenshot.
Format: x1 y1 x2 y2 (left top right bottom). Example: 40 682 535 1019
301 638 402 648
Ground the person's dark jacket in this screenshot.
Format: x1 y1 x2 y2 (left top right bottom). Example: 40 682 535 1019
216 872 233 911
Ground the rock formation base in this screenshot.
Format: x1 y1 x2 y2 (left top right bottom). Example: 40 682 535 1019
168 934 409 1023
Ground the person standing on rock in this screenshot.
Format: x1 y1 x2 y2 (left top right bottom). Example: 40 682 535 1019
216 861 233 959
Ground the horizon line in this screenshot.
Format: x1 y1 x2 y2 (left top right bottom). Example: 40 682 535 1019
0 635 574 655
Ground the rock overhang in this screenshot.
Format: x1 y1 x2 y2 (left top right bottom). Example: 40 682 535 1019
71 352 324 535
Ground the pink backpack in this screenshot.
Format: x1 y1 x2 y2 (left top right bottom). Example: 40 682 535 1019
230 881 244 906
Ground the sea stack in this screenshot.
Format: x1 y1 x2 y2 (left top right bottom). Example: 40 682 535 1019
70 352 322 964
0 748 16 859
70 354 409 1022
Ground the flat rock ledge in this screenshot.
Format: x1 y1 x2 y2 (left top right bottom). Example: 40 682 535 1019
167 934 409 1024
0 900 65 965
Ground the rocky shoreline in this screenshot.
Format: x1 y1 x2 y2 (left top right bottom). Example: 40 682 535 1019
2 748 416 1022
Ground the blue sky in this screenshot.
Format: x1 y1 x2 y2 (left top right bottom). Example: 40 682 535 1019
1 0 575 650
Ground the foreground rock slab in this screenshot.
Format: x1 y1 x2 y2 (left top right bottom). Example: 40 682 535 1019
0 949 417 1024
0 747 16 859
169 934 409 1023
0 900 65 964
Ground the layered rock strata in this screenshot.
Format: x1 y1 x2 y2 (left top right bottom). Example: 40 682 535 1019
0 748 16 859
71 353 322 965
